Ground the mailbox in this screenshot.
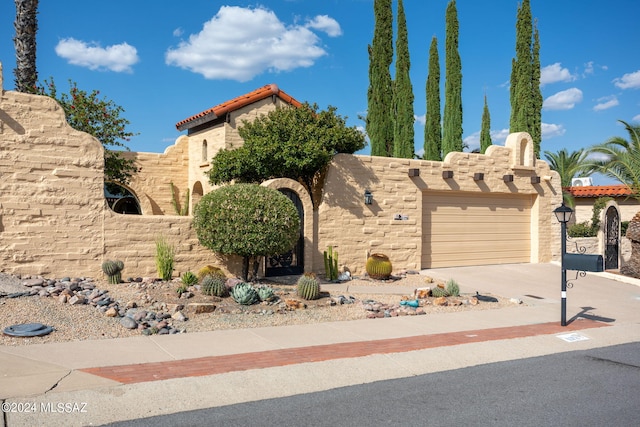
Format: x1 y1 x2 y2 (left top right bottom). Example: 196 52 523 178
563 253 604 272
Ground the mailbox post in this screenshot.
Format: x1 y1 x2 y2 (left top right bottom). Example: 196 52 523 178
554 202 605 326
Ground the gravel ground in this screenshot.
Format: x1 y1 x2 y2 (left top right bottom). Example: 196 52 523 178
0 272 518 347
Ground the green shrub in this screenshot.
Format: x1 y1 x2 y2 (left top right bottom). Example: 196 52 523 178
568 222 595 238
445 279 460 297
621 221 629 236
155 236 175 281
193 184 300 281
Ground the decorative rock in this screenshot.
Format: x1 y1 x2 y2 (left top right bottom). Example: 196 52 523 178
105 307 118 317
510 298 523 304
22 278 44 287
469 297 479 305
68 295 86 305
58 294 68 304
120 316 138 329
434 297 448 306
133 311 148 322
166 303 184 313
125 301 137 309
171 311 187 321
188 303 216 314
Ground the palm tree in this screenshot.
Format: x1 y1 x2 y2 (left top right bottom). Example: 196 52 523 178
13 0 39 93
588 120 640 199
543 148 591 188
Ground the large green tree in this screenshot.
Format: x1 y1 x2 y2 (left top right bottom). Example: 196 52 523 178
13 0 38 92
193 184 300 281
37 79 139 184
443 0 463 157
588 120 640 197
207 103 366 208
424 36 442 161
480 95 492 154
366 0 394 157
392 0 414 159
510 0 542 156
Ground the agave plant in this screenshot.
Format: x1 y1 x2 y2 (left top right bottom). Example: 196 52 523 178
230 282 259 305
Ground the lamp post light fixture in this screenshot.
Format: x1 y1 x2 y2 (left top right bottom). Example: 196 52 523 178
364 190 373 205
554 202 574 326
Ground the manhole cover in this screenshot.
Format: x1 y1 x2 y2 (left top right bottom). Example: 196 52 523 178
3 323 53 337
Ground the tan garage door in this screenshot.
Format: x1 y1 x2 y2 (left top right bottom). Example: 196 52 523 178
422 191 533 268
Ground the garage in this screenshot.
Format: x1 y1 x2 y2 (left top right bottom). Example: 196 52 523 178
422 191 534 268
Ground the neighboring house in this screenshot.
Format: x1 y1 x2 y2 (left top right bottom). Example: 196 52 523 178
565 184 638 225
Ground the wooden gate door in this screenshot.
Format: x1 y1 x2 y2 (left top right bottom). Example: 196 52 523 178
265 189 304 276
604 206 620 270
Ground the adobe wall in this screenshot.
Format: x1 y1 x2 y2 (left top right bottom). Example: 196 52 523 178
316 133 563 275
0 64 224 278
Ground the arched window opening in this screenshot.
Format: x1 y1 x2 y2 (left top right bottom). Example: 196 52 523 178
105 182 142 215
202 140 208 163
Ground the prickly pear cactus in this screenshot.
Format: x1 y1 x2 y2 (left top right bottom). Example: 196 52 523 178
366 253 392 280
296 273 320 300
201 275 228 297
230 282 259 305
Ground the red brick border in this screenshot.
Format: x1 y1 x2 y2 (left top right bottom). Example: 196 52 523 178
81 319 609 384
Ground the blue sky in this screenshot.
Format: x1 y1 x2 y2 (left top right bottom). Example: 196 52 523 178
1 0 638 185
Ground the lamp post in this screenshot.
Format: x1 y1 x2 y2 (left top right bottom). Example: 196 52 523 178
554 202 573 326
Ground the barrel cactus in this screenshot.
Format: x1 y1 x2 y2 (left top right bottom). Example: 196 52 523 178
297 273 320 300
366 253 392 280
257 285 275 302
230 282 259 305
201 275 228 297
197 265 224 280
431 285 449 298
102 260 124 284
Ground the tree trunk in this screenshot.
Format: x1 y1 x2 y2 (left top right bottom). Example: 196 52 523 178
13 0 39 93
241 257 250 282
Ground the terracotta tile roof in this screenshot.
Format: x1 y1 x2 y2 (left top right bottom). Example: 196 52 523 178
565 185 635 198
175 83 302 131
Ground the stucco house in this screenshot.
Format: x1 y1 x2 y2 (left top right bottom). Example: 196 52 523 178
0 62 565 279
565 184 638 225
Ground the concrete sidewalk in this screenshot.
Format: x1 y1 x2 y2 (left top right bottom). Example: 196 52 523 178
1 263 639 426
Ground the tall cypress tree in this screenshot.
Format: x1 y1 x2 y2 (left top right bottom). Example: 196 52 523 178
424 36 441 161
393 0 414 159
443 0 463 157
531 22 542 156
480 95 492 154
510 0 541 157
366 0 394 157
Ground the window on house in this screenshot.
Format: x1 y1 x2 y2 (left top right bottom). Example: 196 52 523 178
202 140 208 163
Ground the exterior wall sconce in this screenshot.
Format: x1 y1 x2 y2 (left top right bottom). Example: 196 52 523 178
503 174 514 183
442 170 454 179
473 172 484 181
531 176 541 184
408 168 420 177
364 190 373 205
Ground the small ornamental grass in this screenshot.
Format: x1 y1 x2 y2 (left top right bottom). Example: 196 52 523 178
155 236 175 281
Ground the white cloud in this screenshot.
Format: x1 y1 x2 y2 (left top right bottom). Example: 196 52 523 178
491 128 510 144
540 63 575 86
633 114 640 122
305 15 342 37
165 6 339 82
172 28 183 37
541 123 566 139
613 69 640 89
593 95 619 111
55 38 139 72
543 88 583 110
414 114 425 126
463 131 480 152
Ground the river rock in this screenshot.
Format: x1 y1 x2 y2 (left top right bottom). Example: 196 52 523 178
120 316 138 329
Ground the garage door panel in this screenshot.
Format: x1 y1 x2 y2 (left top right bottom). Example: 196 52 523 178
422 192 532 268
